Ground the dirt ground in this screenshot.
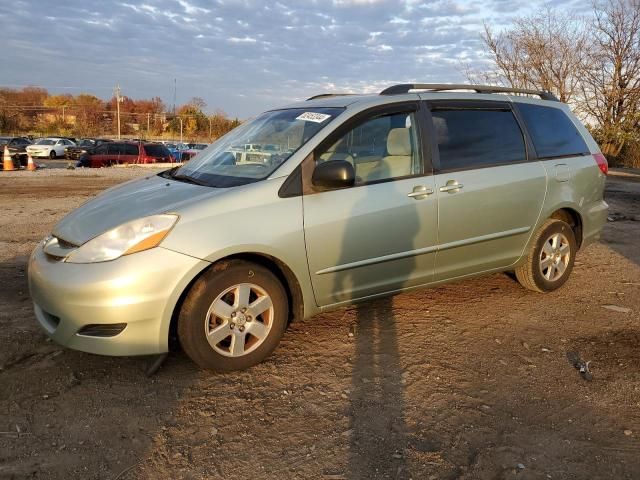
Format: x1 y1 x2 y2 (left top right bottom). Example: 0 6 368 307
0 169 639 480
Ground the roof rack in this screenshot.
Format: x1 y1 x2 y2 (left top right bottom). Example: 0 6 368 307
379 83 559 102
306 93 356 101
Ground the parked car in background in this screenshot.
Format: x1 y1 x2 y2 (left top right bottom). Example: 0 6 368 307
163 142 189 161
78 141 173 167
181 143 209 161
26 138 75 159
65 138 112 161
0 136 32 167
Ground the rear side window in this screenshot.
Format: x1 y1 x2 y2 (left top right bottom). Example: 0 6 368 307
431 109 526 170
108 144 124 155
144 144 171 157
517 104 589 159
122 144 139 155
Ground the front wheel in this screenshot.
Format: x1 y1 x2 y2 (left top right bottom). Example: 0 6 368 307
515 219 577 293
178 260 288 371
49 150 56 159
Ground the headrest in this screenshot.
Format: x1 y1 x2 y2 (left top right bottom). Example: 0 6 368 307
386 128 412 156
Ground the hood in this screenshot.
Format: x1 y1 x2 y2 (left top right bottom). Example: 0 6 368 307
53 174 221 245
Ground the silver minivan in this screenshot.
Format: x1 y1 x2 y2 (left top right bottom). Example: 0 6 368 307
28 84 609 371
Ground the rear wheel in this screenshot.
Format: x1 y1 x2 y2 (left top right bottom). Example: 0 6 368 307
515 219 577 293
178 260 288 371
49 150 56 159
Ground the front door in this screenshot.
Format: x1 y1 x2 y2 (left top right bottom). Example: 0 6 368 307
302 105 438 307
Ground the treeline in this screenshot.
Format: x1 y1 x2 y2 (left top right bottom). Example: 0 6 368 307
470 0 640 167
0 87 240 141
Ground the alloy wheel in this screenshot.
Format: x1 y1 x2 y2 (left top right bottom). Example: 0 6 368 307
539 232 571 282
204 283 274 357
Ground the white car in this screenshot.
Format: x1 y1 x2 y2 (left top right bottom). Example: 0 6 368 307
26 138 76 159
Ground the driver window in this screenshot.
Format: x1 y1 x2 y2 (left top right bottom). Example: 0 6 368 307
317 111 422 184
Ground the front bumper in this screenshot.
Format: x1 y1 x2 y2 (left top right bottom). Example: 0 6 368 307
28 244 209 356
27 150 48 157
65 149 86 160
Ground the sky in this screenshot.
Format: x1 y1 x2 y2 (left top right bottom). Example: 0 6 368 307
0 0 590 118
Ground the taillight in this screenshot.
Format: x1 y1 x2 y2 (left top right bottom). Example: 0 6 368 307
593 153 608 175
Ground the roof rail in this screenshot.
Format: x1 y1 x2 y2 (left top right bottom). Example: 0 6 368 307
379 83 559 101
306 93 356 101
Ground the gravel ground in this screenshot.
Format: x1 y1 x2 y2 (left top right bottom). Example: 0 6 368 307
0 169 639 480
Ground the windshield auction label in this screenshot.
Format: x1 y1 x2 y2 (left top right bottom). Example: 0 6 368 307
296 112 332 123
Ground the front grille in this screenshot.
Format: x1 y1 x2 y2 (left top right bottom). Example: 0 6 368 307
77 323 127 337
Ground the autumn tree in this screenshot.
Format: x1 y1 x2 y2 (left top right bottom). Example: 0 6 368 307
73 94 106 137
0 86 48 133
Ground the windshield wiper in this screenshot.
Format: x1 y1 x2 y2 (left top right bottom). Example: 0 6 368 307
170 172 210 186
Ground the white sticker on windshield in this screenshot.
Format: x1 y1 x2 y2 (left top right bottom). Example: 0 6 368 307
296 112 331 123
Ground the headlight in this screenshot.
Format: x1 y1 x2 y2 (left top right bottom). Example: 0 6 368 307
65 214 178 264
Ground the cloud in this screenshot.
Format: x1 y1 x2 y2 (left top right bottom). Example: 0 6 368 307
0 0 584 117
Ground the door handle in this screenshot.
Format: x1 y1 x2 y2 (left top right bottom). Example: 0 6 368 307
439 180 464 193
407 186 434 199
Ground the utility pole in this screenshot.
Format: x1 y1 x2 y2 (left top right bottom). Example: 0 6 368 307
178 117 183 144
173 78 176 115
147 113 151 138
208 116 212 140
114 84 122 139
62 105 66 123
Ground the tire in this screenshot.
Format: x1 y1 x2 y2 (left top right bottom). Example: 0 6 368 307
515 219 577 293
49 150 56 159
178 260 288 371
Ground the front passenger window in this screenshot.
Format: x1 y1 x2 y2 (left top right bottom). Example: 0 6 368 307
317 111 422 185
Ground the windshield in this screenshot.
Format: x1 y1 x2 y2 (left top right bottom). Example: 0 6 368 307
79 140 96 147
36 139 56 145
171 107 343 187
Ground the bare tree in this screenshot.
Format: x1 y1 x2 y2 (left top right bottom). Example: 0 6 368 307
188 97 207 110
475 9 591 103
582 0 640 156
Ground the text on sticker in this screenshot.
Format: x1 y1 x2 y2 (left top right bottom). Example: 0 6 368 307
296 112 332 123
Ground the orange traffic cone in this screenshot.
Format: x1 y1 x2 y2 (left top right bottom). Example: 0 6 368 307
3 145 15 171
26 153 37 171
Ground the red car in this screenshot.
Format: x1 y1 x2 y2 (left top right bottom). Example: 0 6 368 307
78 142 174 167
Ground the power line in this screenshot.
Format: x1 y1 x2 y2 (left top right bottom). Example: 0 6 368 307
0 104 216 119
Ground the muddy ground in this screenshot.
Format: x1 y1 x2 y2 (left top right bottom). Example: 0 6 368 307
0 169 639 480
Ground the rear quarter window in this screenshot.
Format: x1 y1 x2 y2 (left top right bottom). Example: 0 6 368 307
517 103 589 159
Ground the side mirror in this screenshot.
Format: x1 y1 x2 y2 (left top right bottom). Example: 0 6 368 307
312 160 355 189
